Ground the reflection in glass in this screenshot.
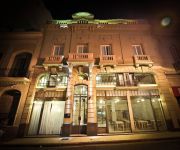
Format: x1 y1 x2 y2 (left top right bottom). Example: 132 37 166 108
73 97 87 125
132 96 160 131
74 85 88 95
106 97 131 132
97 98 106 127
151 97 166 130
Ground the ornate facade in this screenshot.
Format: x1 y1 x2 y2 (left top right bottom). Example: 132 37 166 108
0 12 180 138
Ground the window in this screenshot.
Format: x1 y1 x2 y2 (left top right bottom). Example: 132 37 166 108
96 74 116 85
77 44 88 53
100 45 112 55
37 73 68 88
37 75 49 88
53 45 64 56
97 98 106 127
9 52 32 77
124 73 135 86
134 73 156 84
132 45 144 55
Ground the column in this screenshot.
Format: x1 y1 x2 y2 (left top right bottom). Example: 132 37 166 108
87 64 97 135
62 64 73 136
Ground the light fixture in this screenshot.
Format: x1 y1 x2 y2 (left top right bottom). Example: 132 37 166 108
161 16 172 27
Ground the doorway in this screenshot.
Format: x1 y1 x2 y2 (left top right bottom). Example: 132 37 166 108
0 90 21 126
28 100 65 135
72 85 88 134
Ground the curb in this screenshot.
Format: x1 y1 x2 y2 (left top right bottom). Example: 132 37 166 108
1 135 180 147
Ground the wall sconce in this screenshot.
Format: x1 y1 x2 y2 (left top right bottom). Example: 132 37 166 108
88 96 91 100
66 97 69 100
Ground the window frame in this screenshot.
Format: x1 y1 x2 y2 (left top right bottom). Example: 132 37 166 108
100 45 112 55
132 44 144 55
77 44 88 53
53 45 64 56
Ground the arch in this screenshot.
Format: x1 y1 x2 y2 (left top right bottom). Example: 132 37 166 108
0 90 21 126
74 84 88 95
7 50 32 69
36 73 49 88
9 52 32 77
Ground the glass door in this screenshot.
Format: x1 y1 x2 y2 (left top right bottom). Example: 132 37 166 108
72 96 87 134
72 85 88 134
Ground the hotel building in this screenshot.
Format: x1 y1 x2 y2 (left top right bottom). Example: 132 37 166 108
0 12 180 137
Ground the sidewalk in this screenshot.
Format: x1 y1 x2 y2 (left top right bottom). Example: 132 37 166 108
1 132 180 146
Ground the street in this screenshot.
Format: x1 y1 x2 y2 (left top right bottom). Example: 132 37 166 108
1 138 180 150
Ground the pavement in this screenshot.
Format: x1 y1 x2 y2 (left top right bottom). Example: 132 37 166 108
0 132 180 147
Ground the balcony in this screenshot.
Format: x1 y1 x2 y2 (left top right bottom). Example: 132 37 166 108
43 56 63 65
99 55 117 66
68 53 94 64
133 55 153 67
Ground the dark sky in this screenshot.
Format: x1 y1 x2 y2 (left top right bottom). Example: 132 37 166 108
42 0 180 19
0 0 179 30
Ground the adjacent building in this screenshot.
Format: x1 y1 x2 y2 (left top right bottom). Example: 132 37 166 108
0 12 180 138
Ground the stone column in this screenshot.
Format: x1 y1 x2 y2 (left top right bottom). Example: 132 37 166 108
87 64 97 135
62 64 73 136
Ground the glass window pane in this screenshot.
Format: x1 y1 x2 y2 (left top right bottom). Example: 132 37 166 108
131 96 157 131
37 75 48 88
135 73 156 84
54 45 64 56
96 74 116 85
151 97 166 130
74 85 87 95
117 74 124 86
97 98 106 127
106 97 131 132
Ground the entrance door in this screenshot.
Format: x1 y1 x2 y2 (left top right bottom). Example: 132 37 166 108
28 100 65 135
72 85 88 134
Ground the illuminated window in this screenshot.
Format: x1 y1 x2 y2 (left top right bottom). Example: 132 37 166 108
37 74 49 88
96 74 116 85
53 45 64 56
132 45 144 55
37 74 67 88
77 44 88 53
100 45 112 55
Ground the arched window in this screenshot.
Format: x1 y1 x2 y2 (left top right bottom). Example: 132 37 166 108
9 52 32 77
0 90 21 126
37 74 49 88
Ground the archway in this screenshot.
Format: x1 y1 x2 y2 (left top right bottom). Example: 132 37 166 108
0 90 21 126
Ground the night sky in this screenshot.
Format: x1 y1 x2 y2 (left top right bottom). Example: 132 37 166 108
0 0 179 30
42 0 179 19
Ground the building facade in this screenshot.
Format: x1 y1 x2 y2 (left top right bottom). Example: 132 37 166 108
0 12 180 138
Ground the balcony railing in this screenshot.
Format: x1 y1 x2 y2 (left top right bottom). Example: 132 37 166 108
133 55 153 67
99 55 117 65
68 53 94 63
44 56 63 65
